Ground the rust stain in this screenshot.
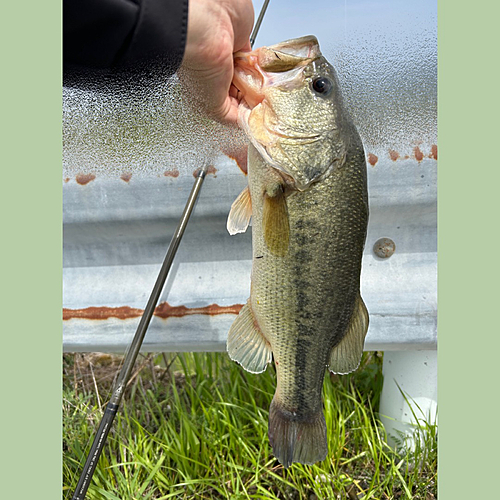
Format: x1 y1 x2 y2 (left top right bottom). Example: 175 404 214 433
120 173 132 183
164 168 180 178
154 302 243 319
389 150 400 161
364 146 436 164
64 178 70 183
63 301 244 321
193 166 218 178
63 306 143 321
367 153 378 166
414 146 424 162
76 173 96 185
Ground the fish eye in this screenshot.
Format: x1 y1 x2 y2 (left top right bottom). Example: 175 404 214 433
311 77 333 96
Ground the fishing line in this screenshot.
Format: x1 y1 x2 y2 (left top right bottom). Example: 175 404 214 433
68 2 270 498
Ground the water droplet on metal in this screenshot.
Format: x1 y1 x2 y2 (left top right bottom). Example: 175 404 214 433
373 237 396 259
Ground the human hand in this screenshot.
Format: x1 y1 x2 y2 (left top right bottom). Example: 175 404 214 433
179 0 254 124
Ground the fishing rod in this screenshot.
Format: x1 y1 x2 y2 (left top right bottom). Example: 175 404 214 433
250 0 270 47
69 2 270 498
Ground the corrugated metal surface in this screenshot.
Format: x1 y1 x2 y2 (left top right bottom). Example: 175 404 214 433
63 0 437 354
63 149 436 352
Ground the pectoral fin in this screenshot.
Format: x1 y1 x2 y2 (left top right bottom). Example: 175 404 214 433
263 189 289 257
328 294 369 374
227 186 252 235
227 301 272 374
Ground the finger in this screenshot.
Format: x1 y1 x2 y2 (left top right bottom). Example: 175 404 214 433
209 94 239 124
182 51 234 120
208 55 235 118
230 0 254 51
229 83 239 100
220 97 240 124
239 39 252 52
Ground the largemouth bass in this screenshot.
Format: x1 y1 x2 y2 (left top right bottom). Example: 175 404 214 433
226 36 369 468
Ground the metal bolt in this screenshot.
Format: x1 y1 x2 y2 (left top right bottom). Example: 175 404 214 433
373 237 396 259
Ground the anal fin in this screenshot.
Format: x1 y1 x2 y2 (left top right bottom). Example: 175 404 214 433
227 186 252 235
227 301 272 374
328 293 369 374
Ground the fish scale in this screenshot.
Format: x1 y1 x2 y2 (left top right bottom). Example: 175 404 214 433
226 36 369 468
256 153 364 398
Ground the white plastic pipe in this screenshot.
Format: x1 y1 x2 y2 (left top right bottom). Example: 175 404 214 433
379 350 437 450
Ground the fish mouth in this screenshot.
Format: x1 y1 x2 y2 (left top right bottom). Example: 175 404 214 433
232 35 321 110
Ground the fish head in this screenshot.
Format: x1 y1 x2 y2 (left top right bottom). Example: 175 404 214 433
233 36 353 191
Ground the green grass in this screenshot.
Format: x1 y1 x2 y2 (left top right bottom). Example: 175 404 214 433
63 352 436 499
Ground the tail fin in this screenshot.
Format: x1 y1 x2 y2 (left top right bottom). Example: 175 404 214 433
268 397 327 468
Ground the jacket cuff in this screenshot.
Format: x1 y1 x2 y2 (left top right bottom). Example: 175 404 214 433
122 0 188 73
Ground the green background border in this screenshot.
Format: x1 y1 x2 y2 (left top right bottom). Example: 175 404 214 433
2 1 496 498
438 1 498 499
2 1 62 499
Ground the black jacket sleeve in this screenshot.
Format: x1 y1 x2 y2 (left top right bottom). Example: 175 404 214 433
64 0 188 77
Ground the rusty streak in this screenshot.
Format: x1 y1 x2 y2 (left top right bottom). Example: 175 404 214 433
76 173 96 185
414 146 424 162
63 302 244 321
120 173 132 182
63 306 143 321
164 168 180 178
365 146 437 165
367 153 378 166
155 302 243 318
389 149 400 161
193 166 218 178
